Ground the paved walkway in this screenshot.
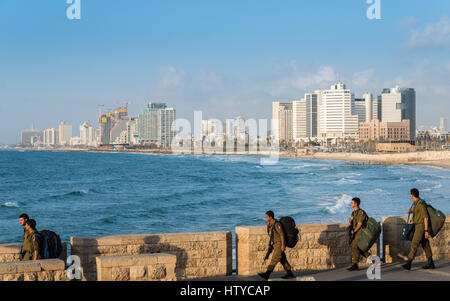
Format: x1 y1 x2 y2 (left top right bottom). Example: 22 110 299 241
194 260 450 281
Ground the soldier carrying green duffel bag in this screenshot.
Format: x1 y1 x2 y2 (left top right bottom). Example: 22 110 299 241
347 197 376 271
402 188 443 271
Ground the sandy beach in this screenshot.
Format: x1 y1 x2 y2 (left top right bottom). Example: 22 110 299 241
281 150 450 170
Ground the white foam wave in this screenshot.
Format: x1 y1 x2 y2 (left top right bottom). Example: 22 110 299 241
1 201 19 208
324 194 351 215
336 178 362 185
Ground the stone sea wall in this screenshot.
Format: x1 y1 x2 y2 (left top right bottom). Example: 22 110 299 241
383 215 450 263
236 223 379 276
70 231 232 281
0 259 68 281
0 243 67 263
96 253 177 281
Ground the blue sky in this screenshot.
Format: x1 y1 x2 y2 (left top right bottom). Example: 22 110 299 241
1 0 450 143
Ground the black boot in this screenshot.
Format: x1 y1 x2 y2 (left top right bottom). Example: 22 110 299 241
422 258 435 269
258 271 271 280
402 259 412 270
281 270 295 279
347 264 358 271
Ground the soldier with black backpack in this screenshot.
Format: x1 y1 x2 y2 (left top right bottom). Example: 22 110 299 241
258 211 296 280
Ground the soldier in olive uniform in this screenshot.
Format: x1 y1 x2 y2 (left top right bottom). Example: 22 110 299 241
23 219 44 261
19 213 32 260
258 211 295 280
347 198 371 271
402 188 434 270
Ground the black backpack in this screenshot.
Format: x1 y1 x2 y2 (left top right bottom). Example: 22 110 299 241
278 216 299 248
39 230 63 259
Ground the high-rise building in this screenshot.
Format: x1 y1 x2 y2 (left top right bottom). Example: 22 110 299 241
80 121 96 146
58 122 72 146
381 86 416 140
440 117 448 132
138 102 176 148
43 128 59 146
362 92 381 122
21 127 44 146
293 99 306 140
318 82 359 140
272 102 293 143
99 106 128 145
354 98 367 124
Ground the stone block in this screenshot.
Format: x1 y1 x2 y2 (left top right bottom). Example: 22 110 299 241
39 259 65 271
130 266 147 280
111 267 130 281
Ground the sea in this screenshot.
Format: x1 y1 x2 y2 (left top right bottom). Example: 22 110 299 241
0 150 449 245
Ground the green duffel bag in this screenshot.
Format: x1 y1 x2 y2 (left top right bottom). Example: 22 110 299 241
422 200 446 238
358 217 381 253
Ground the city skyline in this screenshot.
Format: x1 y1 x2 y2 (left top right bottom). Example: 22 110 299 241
1 1 450 144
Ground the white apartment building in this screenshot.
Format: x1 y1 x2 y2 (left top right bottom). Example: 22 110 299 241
43 128 59 146
80 120 97 147
318 82 359 140
58 122 72 146
272 102 293 143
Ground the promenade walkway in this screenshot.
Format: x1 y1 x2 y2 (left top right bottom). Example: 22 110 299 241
195 260 450 281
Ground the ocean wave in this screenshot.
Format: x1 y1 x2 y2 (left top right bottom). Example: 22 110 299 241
335 178 362 185
1 201 19 208
324 194 351 215
368 188 392 195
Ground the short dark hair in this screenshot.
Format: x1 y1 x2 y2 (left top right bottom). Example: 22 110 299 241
265 210 275 219
19 213 29 220
410 188 419 198
26 219 36 230
352 197 361 206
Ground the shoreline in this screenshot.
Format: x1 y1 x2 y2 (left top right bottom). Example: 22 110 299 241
2 147 450 170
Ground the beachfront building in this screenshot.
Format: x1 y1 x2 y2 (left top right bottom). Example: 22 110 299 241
58 122 72 146
359 119 410 142
21 127 44 146
292 93 319 142
354 98 366 124
43 128 59 146
138 102 176 148
318 82 359 141
440 117 448 132
362 92 382 122
80 121 96 147
381 86 416 140
272 102 293 144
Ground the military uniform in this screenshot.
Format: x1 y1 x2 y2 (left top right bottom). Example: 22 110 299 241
22 229 33 261
23 232 43 261
350 209 370 264
408 198 432 261
267 221 292 273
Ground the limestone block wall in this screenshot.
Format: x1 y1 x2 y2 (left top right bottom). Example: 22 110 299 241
71 231 232 281
96 253 176 281
0 243 68 263
0 259 68 281
236 223 379 276
383 215 450 263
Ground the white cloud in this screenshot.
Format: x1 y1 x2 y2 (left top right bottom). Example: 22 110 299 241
398 16 419 30
405 15 450 49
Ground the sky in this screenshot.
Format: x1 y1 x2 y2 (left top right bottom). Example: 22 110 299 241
0 0 450 144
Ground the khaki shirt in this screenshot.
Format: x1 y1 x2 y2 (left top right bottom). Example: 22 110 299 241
351 209 366 230
412 198 428 225
23 229 32 253
269 221 285 245
29 232 43 260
